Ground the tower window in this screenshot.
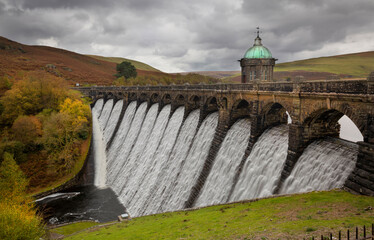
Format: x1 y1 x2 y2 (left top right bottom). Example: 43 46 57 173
264 71 267 80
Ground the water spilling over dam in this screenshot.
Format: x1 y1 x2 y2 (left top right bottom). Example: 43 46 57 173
91 99 360 217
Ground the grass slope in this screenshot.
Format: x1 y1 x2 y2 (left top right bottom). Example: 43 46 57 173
275 51 374 78
52 190 374 240
88 55 161 72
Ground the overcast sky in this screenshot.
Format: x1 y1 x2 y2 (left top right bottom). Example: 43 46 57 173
1 0 374 72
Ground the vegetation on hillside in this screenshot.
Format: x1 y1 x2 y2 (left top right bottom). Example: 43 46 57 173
115 61 137 79
113 73 219 86
275 51 374 78
52 190 374 240
0 152 44 239
0 72 91 193
88 55 161 72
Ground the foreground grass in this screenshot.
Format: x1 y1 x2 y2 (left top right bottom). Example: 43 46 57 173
52 190 374 239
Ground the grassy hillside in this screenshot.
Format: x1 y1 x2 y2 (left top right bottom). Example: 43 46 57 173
50 190 374 240
88 55 161 72
275 51 374 78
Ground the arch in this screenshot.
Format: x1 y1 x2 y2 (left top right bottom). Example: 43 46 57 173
150 93 160 103
261 102 288 129
175 94 185 101
206 96 217 106
229 99 251 127
204 96 218 114
303 108 364 142
162 93 172 104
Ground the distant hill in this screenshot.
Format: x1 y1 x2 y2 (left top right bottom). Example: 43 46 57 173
0 36 168 85
275 51 374 78
88 55 161 72
186 51 374 82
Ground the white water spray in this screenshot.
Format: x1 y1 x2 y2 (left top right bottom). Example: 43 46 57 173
195 118 251 207
280 137 358 194
230 125 289 201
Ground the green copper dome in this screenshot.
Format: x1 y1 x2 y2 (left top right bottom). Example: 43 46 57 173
243 36 272 59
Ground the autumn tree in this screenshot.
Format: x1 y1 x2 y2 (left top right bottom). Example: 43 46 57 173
11 116 42 146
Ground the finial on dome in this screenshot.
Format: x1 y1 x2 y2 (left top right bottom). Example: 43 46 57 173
254 27 262 46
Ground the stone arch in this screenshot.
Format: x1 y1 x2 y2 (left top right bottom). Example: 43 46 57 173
138 93 148 103
230 99 251 126
204 96 218 113
162 93 172 105
302 107 365 142
189 95 201 108
175 94 185 101
150 93 160 104
261 102 288 129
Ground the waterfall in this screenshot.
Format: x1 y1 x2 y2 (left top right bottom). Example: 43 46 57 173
110 103 159 198
194 118 251 207
103 100 123 145
163 112 219 213
91 102 107 188
117 105 171 217
92 99 104 116
126 107 185 217
107 102 148 189
98 99 113 130
147 109 200 215
230 125 289 201
105 101 137 180
280 138 358 194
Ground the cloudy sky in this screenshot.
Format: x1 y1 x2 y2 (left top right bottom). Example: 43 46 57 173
1 0 374 72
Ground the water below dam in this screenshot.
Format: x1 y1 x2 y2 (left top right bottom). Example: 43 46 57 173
39 98 359 224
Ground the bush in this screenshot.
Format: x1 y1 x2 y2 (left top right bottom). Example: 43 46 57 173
115 61 137 79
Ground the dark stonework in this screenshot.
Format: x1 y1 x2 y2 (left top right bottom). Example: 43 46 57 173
240 58 276 83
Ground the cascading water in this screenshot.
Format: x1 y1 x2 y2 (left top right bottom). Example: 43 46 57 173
117 105 171 217
98 99 113 130
280 138 358 194
105 101 137 180
103 100 123 145
107 102 148 189
91 101 107 188
110 103 159 197
162 112 219 213
127 107 184 217
230 125 289 201
146 109 200 215
92 99 104 116
194 118 251 207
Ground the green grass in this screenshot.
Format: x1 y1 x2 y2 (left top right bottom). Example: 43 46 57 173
87 55 162 72
54 190 374 239
49 221 101 236
275 51 374 77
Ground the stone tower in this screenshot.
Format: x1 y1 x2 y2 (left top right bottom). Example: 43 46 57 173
240 29 277 83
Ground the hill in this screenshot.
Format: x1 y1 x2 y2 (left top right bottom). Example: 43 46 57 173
0 36 170 86
187 51 374 82
88 55 161 72
50 190 374 240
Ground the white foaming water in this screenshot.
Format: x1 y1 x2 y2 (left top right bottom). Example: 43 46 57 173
230 125 289 201
147 109 200 215
103 100 123 145
92 110 107 188
194 119 251 207
163 112 219 212
105 101 137 183
111 104 159 197
98 99 113 130
127 107 184 217
92 99 104 116
280 138 358 194
117 105 171 217
107 102 148 189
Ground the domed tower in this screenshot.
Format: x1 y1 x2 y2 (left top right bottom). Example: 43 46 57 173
240 28 277 83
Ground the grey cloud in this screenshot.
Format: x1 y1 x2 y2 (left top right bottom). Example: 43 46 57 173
0 0 373 72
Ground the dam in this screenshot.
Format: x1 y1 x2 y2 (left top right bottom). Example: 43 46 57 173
82 74 374 218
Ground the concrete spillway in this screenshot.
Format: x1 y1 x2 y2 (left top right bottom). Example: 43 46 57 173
92 99 359 217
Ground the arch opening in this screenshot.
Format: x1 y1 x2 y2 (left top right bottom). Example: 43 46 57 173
262 102 288 129
303 109 364 143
